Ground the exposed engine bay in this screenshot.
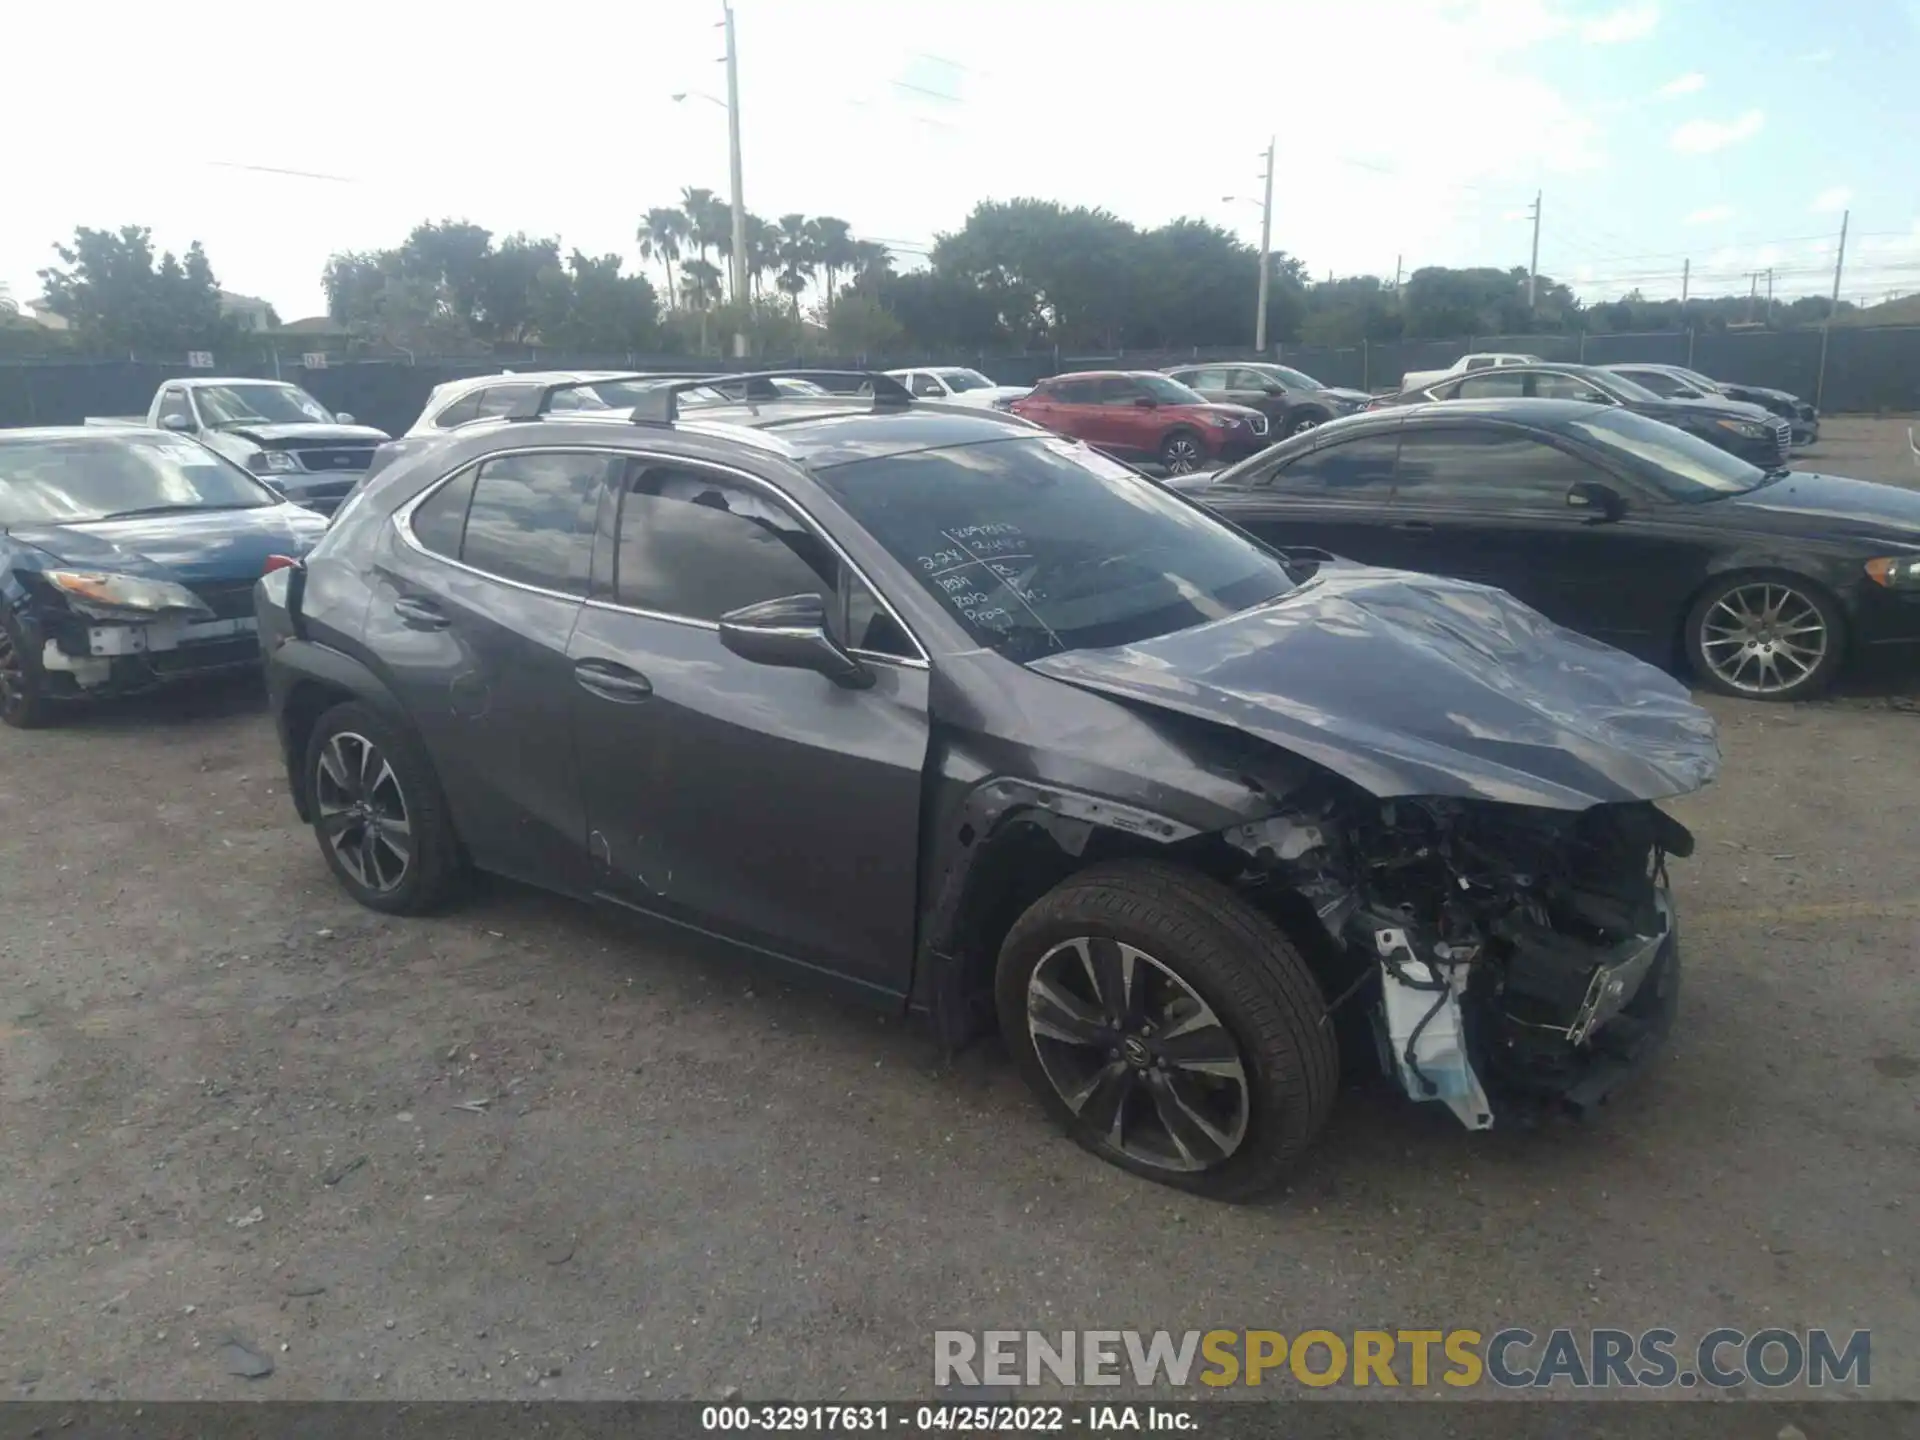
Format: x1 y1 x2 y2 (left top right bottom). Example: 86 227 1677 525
1225 788 1692 1127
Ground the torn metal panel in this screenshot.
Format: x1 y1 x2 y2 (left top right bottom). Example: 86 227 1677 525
1031 566 1722 811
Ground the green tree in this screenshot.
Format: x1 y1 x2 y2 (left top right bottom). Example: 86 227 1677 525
743 213 778 301
637 207 688 309
478 234 563 344
532 252 659 352
825 291 903 357
0 281 15 315
808 216 857 310
37 225 234 353
774 214 816 317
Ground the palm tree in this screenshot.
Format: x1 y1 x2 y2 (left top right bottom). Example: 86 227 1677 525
680 186 720 269
744 213 778 301
680 257 725 354
0 280 16 315
775 213 816 319
709 200 736 302
807 216 858 311
850 240 894 286
637 208 688 309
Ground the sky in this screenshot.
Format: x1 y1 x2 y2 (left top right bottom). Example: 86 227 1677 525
3 0 1917 321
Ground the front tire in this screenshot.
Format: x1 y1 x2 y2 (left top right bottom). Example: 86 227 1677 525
304 701 461 914
1158 430 1205 475
0 610 53 730
995 860 1339 1201
1685 572 1845 701
1286 408 1329 437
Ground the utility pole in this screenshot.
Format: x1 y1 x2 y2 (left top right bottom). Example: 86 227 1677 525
1747 271 1760 323
1680 257 1689 304
723 0 749 359
1393 254 1402 291
1765 267 1774 322
1815 209 1849 411
1526 190 1541 312
1253 138 1275 354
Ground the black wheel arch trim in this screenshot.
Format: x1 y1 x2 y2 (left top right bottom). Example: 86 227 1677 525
269 638 414 822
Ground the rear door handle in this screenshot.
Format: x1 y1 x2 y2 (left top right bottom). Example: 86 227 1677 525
573 658 653 703
392 595 450 629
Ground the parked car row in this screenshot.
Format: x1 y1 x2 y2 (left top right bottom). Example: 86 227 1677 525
5 366 1916 1202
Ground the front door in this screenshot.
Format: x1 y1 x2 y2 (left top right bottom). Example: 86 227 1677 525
1209 426 1418 567
567 460 930 995
361 448 613 894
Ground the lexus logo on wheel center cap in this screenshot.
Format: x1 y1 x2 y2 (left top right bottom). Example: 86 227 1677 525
1122 1036 1152 1068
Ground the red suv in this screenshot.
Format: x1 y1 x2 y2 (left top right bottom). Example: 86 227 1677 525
1009 371 1270 474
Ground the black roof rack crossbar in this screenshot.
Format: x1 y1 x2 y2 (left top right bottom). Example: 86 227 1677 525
626 369 914 426
503 373 721 423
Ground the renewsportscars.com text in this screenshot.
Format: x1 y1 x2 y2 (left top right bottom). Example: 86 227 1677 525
933 1328 1871 1390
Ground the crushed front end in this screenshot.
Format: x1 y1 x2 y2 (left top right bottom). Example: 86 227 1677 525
1227 791 1693 1127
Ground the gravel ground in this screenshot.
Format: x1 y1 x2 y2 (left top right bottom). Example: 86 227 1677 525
2 420 1917 1404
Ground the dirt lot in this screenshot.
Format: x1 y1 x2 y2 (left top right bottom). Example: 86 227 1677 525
3 418 1918 1403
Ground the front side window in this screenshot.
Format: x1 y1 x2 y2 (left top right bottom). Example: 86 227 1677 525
194 384 335 427
615 468 834 621
1396 427 1600 508
935 370 993 393
412 451 611 592
813 436 1296 662
910 374 946 398
156 389 195 426
0 432 277 525
1453 372 1528 399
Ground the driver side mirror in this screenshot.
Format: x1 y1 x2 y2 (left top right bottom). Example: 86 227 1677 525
336 411 357 424
159 412 194 432
718 593 872 689
1566 479 1625 520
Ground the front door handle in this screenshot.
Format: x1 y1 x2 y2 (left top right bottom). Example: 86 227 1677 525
393 595 450 629
574 658 653 703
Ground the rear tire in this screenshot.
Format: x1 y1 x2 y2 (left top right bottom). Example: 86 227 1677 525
304 701 461 914
995 860 1339 1202
1286 408 1330 437
0 609 53 730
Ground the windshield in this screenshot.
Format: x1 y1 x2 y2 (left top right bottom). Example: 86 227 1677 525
1135 375 1208 405
1671 367 1721 391
193 383 335 426
936 369 994 393
1591 370 1663 402
0 432 278 525
813 435 1296 662
1564 410 1769 500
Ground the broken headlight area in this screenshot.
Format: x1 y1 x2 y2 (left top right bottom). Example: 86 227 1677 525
1226 791 1693 1128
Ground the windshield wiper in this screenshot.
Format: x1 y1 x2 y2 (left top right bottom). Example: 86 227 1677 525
97 503 259 520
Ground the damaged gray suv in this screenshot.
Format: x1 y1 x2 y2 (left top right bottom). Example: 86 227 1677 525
258 371 1721 1200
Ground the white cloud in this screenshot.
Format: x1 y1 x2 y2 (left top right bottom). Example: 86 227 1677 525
1658 72 1706 96
1685 205 1735 226
1810 186 1853 214
1670 110 1765 154
1582 3 1659 43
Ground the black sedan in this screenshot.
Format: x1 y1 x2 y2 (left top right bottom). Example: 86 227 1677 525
1171 398 1920 702
1603 363 1819 447
1380 361 1792 469
0 427 328 727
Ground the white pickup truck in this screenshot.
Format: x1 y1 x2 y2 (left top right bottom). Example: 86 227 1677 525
1397 352 1543 395
86 378 389 516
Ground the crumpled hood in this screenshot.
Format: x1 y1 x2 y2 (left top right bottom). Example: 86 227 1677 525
214 422 390 446
1030 566 1721 810
8 505 330 586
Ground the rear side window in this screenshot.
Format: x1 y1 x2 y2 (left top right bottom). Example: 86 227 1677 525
410 451 612 593
908 373 945 398
472 384 540 421
1268 432 1400 494
1453 372 1529 399
432 391 484 428
615 469 835 621
1050 380 1099 403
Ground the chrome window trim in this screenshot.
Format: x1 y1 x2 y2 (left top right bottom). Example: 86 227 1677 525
391 443 931 667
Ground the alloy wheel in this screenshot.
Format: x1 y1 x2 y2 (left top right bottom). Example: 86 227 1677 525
1289 415 1322 436
1162 437 1203 474
313 730 413 892
1698 582 1829 696
1025 935 1251 1173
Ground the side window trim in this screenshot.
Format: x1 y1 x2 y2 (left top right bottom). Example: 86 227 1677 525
393 446 617 604
584 451 930 668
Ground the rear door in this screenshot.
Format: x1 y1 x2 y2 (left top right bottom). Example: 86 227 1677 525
362 446 615 894
1085 375 1154 457
566 459 930 994
1027 379 1103 445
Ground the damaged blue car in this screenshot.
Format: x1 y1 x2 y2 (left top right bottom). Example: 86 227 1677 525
0 427 329 728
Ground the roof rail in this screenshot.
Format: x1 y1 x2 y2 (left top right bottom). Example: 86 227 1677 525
502 373 718 422
626 370 913 426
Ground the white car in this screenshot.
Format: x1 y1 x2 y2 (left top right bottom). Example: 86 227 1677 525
1397 352 1543 395
884 367 1031 409
404 370 720 436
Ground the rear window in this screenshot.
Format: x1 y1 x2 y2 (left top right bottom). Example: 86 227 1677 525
813 436 1295 662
